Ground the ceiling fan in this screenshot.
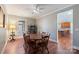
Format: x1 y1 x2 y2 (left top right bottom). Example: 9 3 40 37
32 4 44 14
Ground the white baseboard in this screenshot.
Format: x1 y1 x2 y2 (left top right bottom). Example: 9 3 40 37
49 38 57 43
73 46 79 50
1 40 8 54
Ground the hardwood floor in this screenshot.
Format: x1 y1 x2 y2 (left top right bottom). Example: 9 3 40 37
3 38 25 54
2 36 79 54
58 32 72 54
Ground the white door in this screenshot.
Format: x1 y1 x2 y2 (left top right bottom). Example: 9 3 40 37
17 21 25 36
17 25 23 36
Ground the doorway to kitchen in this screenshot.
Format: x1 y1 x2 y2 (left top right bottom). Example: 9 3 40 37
57 9 73 53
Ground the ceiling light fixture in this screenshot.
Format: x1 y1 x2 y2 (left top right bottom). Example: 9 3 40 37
32 4 41 14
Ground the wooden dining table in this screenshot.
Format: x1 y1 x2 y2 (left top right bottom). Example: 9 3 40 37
26 33 42 53
24 33 49 53
29 33 42 40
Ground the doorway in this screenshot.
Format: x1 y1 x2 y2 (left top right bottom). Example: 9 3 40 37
57 10 73 53
17 21 25 36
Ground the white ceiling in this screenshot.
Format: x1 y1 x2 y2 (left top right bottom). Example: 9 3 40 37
5 4 74 18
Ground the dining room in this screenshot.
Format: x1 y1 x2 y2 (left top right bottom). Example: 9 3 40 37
1 4 79 54
1 4 58 54
0 0 79 59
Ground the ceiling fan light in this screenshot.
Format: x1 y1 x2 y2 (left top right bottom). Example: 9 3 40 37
34 9 37 13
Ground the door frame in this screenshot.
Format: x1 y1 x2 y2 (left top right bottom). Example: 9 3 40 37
57 9 73 51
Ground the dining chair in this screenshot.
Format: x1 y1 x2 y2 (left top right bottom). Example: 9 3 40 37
43 36 49 53
27 38 38 54
35 39 43 53
37 35 50 54
23 34 30 53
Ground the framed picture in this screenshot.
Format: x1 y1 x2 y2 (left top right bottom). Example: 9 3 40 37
0 6 5 28
3 14 5 28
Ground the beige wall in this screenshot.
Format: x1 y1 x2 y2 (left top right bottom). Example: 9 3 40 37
36 13 57 42
0 5 7 53
0 28 6 53
0 8 3 26
73 5 79 49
